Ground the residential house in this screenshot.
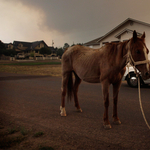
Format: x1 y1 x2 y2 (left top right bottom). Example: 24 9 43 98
13 40 49 56
84 18 150 58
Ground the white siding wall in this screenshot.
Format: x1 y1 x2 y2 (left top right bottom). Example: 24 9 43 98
91 45 101 49
120 32 132 41
98 21 150 59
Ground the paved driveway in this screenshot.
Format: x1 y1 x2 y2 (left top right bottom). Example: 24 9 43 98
0 73 150 149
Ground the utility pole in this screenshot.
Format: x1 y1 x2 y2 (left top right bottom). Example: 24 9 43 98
52 40 54 47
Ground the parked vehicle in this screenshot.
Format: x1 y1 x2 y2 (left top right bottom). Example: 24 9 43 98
122 66 150 87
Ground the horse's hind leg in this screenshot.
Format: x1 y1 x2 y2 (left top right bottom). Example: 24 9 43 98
73 73 82 112
60 73 70 116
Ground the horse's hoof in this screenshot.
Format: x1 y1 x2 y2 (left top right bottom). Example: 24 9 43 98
103 124 112 129
113 120 121 125
76 108 82 112
60 106 67 117
60 112 67 116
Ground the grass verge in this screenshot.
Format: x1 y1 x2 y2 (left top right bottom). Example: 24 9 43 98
0 125 54 150
0 64 62 76
0 61 61 66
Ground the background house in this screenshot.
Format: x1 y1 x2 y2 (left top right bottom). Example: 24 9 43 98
13 40 49 56
1 40 58 60
84 18 150 58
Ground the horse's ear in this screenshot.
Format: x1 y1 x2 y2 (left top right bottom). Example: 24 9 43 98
133 30 137 43
141 32 145 39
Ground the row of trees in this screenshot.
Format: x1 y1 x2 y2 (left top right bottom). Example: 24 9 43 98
40 43 83 57
39 47 64 57
0 41 83 58
0 41 17 56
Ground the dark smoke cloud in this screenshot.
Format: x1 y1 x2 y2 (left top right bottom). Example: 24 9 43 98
2 0 150 46
17 0 150 39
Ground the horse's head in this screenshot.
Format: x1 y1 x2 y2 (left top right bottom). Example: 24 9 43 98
128 30 150 80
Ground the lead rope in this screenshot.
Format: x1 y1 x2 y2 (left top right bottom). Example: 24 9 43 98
138 75 150 129
126 46 150 129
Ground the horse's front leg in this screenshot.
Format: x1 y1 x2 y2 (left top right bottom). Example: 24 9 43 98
102 81 111 129
112 81 122 125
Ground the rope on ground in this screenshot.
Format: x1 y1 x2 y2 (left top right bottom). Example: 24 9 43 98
138 75 150 129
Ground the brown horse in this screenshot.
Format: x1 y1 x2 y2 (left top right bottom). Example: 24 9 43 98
60 30 149 129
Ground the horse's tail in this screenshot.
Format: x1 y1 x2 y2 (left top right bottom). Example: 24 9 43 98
67 72 74 101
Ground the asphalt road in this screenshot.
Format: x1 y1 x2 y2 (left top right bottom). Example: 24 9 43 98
0 72 150 149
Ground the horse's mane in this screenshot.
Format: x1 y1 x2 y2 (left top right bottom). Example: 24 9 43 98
105 40 130 59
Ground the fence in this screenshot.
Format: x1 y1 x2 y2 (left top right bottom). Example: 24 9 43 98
35 56 59 60
0 56 13 60
0 56 59 61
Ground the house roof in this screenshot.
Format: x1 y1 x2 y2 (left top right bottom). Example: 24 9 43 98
84 18 150 46
13 41 32 48
13 40 48 51
97 18 150 43
84 36 103 46
32 40 48 49
114 28 142 38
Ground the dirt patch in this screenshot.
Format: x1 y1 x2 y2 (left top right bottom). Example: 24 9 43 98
0 112 57 150
0 65 62 77
0 112 124 150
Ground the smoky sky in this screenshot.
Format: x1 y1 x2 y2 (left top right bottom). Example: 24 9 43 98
1 0 150 46
17 0 150 33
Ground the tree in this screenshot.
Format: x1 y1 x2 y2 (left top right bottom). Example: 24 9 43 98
71 43 75 47
76 43 83 46
4 49 16 57
0 41 6 56
56 48 64 58
71 43 83 47
63 43 70 51
39 47 51 55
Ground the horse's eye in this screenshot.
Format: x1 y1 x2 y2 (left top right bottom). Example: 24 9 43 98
136 50 140 54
